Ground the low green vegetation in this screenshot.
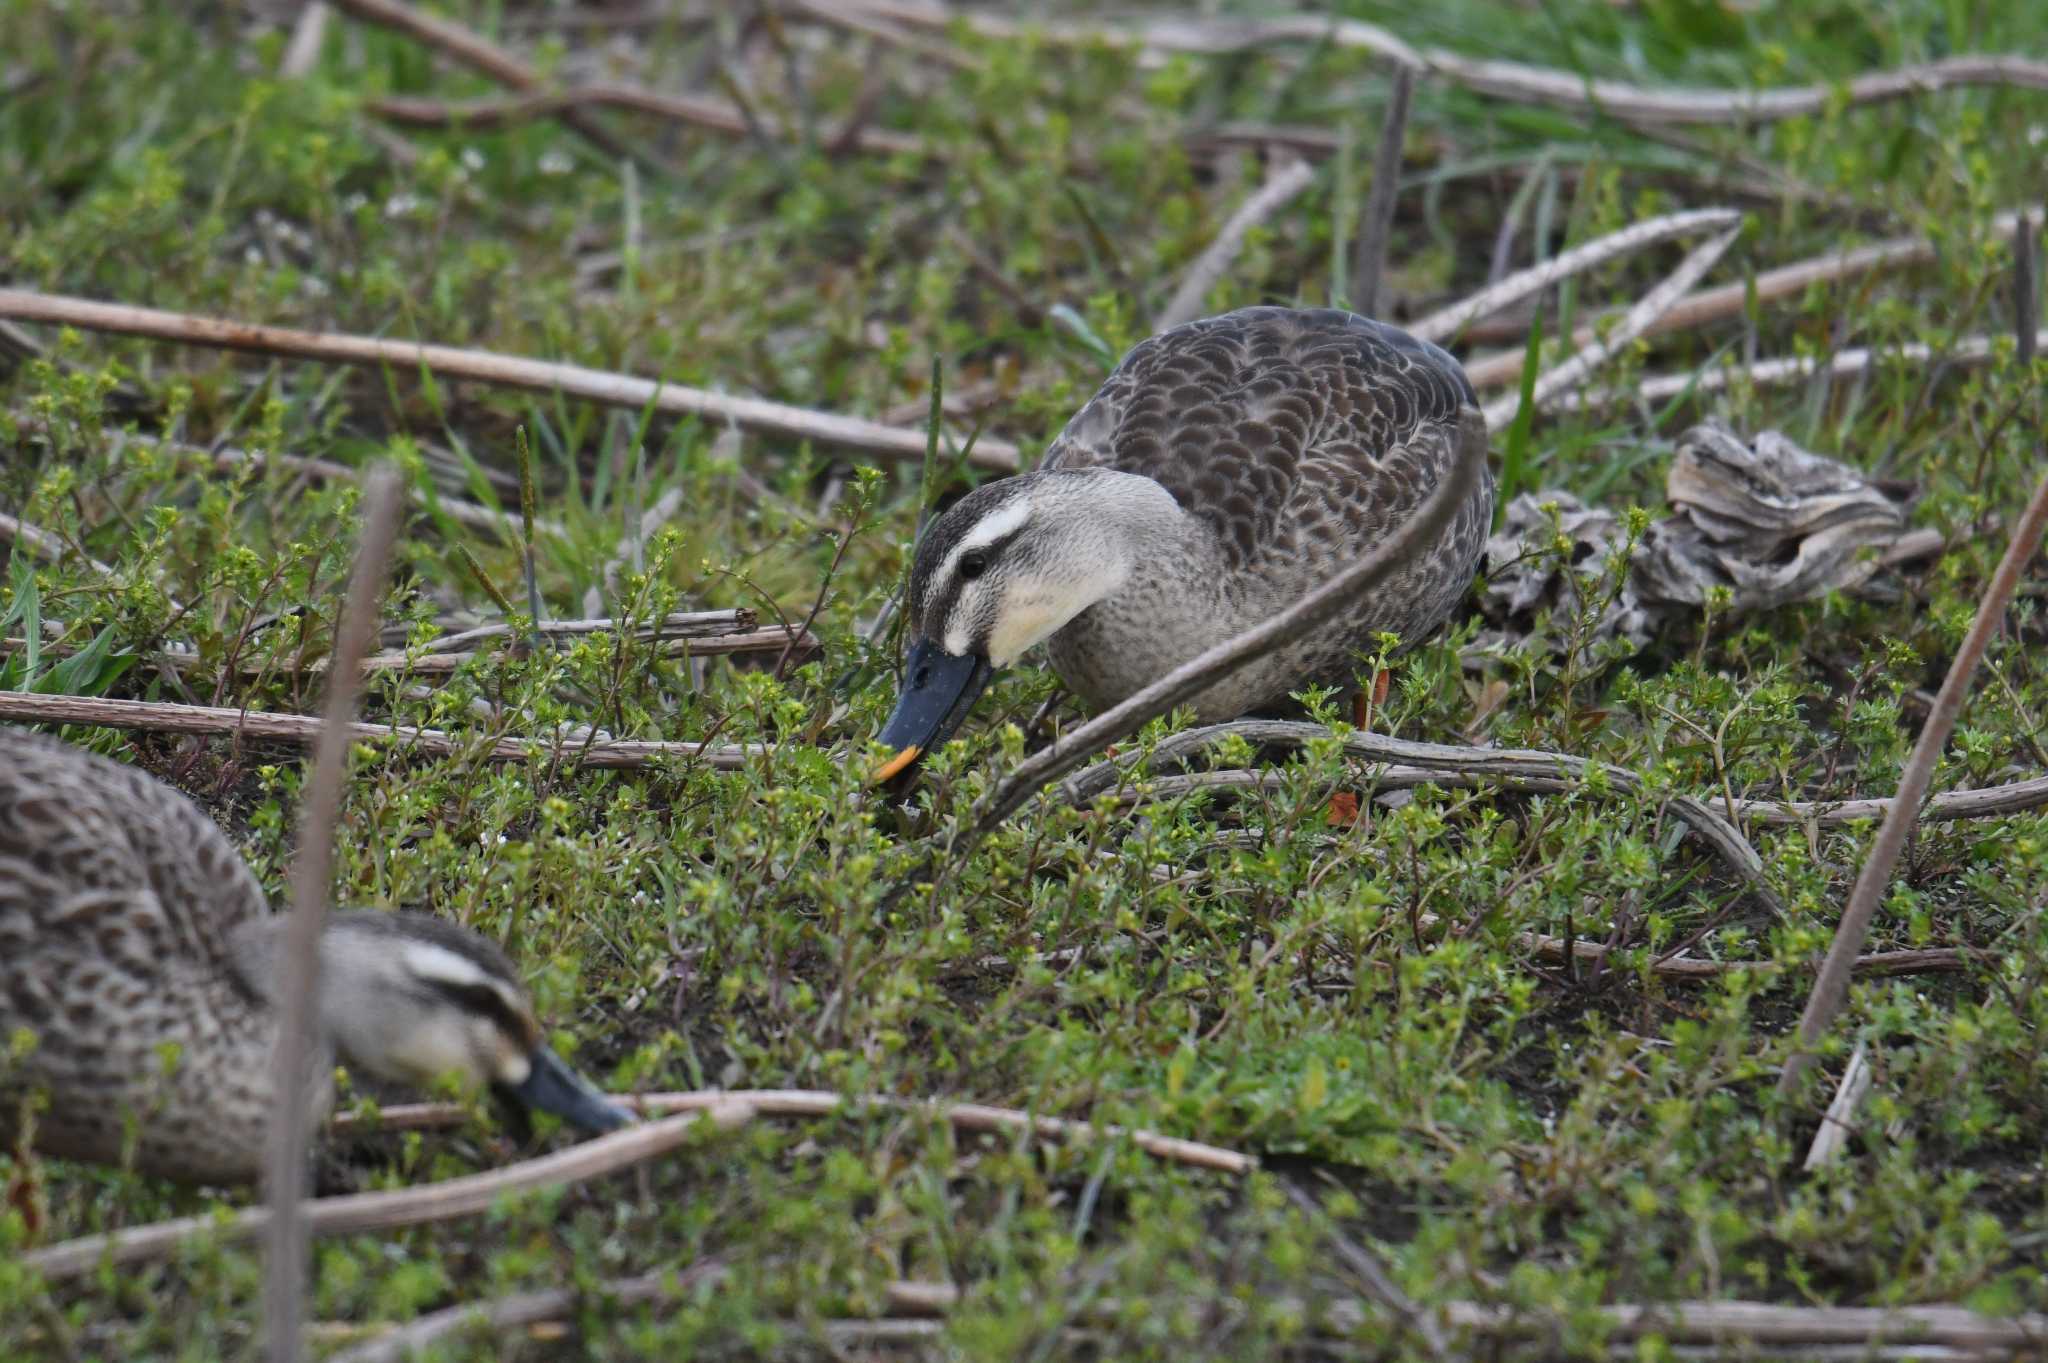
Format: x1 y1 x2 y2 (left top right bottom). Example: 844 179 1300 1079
2 1 2045 1357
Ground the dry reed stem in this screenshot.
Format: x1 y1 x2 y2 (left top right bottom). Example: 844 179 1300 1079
264 467 404 1363
329 1087 1256 1175
368 86 927 158
279 2 331 78
328 1260 729 1363
1463 211 2033 388
1479 224 1742 431
329 0 656 171
1802 1041 1874 1170
1779 457 2048 1097
11 415 531 539
0 290 1019 471
1116 762 2048 828
1156 156 1317 330
1348 65 1415 319
23 1103 755 1284
0 509 119 578
0 691 765 770
858 5 2048 127
1066 720 1785 916
1562 329 2048 410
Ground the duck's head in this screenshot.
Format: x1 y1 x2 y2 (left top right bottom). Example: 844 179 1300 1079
870 470 1175 782
297 911 632 1134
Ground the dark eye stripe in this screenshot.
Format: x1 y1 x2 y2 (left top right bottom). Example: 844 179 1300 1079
420 977 539 1049
926 529 1024 644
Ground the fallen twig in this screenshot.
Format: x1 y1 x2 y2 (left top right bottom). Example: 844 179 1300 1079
0 692 766 771
266 467 403 1363
0 291 1018 471
24 1103 753 1283
1155 155 1317 331
1066 720 1784 916
860 6 2048 128
1779 451 2048 1097
328 1261 728 1363
329 1087 1257 1176
1479 224 1742 431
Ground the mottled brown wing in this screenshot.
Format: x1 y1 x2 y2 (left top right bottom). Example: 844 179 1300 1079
0 729 269 976
1042 307 1479 574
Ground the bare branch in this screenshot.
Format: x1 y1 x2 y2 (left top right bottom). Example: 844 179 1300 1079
329 1087 1258 1175
1156 156 1317 331
265 467 404 1363
1778 456 2048 1097
0 692 766 771
23 1104 755 1283
0 290 1017 470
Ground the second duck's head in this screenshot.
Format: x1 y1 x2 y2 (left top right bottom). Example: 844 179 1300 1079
237 909 632 1135
871 468 1182 782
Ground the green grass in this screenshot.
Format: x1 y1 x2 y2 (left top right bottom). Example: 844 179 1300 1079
3 0 2047 1357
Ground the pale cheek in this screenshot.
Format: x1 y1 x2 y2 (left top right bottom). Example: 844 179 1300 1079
494 1047 533 1087
388 1025 485 1088
987 595 1072 666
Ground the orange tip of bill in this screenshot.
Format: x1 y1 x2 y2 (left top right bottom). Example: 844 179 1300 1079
869 745 922 784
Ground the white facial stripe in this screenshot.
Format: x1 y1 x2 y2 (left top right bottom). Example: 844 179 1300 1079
934 495 1033 591
401 942 495 991
403 941 528 1023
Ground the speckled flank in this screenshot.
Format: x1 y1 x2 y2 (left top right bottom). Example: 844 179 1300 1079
0 728 281 1183
0 729 563 1184
912 306 1494 720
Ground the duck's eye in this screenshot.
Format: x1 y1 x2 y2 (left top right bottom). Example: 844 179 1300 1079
958 551 990 580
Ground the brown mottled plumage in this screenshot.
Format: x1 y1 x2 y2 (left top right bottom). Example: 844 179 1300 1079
0 728 627 1184
873 307 1493 772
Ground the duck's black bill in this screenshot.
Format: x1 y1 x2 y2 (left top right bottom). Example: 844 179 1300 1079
498 1047 633 1134
870 638 994 783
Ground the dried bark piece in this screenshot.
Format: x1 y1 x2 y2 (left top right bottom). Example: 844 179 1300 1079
1635 424 1915 610
1479 422 1931 652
